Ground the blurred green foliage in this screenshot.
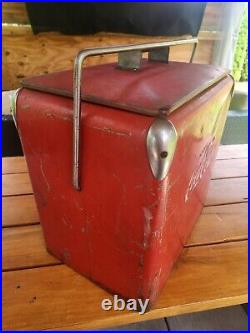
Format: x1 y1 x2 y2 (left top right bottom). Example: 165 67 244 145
232 8 248 81
241 49 248 81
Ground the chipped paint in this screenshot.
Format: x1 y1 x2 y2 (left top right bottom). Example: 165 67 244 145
39 158 50 192
45 112 71 122
92 126 132 137
143 207 153 249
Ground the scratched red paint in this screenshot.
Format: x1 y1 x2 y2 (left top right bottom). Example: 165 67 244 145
16 61 233 306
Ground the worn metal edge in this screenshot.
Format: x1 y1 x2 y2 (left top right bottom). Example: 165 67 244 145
21 70 231 118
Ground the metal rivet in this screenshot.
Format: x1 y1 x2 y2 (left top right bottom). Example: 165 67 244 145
160 151 168 159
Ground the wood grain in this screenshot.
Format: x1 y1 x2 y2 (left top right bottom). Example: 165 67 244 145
2 202 247 271
1 146 248 329
200 3 225 31
2 173 33 196
2 145 248 178
2 1 225 90
2 225 60 271
206 177 248 206
186 203 248 247
2 2 29 24
216 144 248 160
2 156 28 174
2 171 247 205
2 195 39 227
2 241 247 331
2 25 214 90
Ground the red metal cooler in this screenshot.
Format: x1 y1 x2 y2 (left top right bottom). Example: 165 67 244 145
12 39 234 306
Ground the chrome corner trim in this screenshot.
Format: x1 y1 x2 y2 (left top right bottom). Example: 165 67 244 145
146 117 178 181
10 88 22 129
73 38 198 190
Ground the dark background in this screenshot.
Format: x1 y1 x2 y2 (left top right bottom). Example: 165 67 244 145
26 3 206 36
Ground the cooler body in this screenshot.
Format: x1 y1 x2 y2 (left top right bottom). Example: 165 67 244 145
15 59 233 304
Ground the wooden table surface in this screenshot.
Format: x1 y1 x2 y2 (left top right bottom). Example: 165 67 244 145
2 145 248 331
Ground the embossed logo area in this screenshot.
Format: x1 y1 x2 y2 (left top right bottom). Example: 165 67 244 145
185 138 215 202
101 295 149 315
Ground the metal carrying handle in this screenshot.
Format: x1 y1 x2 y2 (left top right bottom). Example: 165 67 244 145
73 37 198 190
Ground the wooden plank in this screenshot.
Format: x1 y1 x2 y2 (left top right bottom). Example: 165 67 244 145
2 225 60 271
1 144 245 176
2 195 39 227
2 156 28 174
2 241 247 330
2 202 247 270
206 177 248 206
211 158 248 179
2 173 33 196
2 25 213 90
216 144 248 160
3 177 244 229
2 2 29 24
186 203 248 247
200 3 225 31
167 305 248 331
2 172 247 205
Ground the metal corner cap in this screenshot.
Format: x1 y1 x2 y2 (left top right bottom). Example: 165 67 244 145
146 117 178 181
10 88 22 128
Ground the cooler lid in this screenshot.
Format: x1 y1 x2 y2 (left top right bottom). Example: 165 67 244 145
22 61 228 116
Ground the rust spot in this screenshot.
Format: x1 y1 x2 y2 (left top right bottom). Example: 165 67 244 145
29 296 37 304
45 112 71 122
40 159 50 192
16 285 21 289
5 51 10 56
18 61 24 66
16 74 25 79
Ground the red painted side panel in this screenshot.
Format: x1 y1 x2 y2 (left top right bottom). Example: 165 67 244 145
16 67 233 305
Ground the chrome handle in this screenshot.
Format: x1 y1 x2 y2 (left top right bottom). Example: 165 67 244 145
73 37 198 190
